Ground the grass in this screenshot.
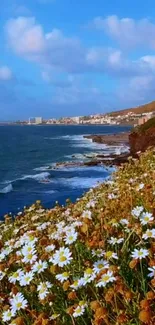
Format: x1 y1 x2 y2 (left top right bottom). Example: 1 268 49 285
1 149 155 324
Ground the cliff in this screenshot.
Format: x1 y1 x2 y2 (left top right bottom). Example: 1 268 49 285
129 117 155 154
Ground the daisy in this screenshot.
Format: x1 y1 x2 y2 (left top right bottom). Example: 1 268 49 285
120 219 129 225
22 251 37 264
64 231 78 245
2 309 16 322
8 269 24 284
37 281 52 300
137 183 144 191
81 210 92 220
50 247 73 267
105 251 118 260
55 272 69 283
108 237 124 245
10 293 28 312
32 260 48 274
131 206 144 218
140 212 154 225
73 305 85 318
93 260 109 274
86 200 96 208
70 279 83 290
19 271 34 286
45 244 56 253
108 193 117 199
148 266 155 278
142 229 155 240
131 248 149 260
92 249 105 257
96 270 116 287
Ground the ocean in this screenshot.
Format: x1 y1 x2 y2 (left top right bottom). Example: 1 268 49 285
0 124 131 217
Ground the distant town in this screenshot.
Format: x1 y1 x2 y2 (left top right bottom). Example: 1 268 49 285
1 110 155 127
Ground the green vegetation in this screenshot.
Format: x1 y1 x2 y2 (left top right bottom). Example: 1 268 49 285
134 117 155 133
1 150 155 324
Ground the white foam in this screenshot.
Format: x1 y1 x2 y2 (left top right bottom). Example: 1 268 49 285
22 172 51 182
53 176 106 189
0 184 13 194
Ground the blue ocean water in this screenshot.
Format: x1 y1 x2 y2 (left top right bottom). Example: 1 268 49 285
0 125 131 217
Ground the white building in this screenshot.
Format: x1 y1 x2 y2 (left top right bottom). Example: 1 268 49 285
35 117 43 124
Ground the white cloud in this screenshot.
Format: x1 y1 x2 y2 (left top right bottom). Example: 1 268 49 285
0 66 12 80
6 17 45 55
5 16 155 88
92 15 155 49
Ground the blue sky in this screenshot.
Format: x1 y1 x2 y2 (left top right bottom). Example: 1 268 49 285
1 0 155 120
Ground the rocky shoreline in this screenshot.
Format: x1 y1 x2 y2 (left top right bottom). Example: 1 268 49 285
84 131 130 146
52 131 132 170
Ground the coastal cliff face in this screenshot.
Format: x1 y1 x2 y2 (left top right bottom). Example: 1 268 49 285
129 118 155 155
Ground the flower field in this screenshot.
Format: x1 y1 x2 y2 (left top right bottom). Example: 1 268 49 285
1 149 155 324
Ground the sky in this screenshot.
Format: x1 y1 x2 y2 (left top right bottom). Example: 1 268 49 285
1 0 155 120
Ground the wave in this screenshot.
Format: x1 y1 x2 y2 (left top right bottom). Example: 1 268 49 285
52 176 106 189
22 172 51 182
0 184 13 194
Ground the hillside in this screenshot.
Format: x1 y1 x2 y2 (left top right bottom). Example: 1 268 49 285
1 150 155 324
110 100 155 116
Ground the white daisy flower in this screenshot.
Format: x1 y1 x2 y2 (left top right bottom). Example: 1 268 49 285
108 237 124 245
22 251 37 264
92 249 105 257
70 279 83 290
37 281 52 300
148 266 155 278
8 269 24 284
55 272 69 283
19 271 34 286
105 251 118 260
131 248 149 260
120 219 129 225
86 200 96 208
45 244 56 253
81 210 92 220
50 247 73 267
10 292 28 312
131 206 144 218
50 314 60 320
96 270 116 287
73 305 85 318
32 260 48 274
136 183 144 191
93 260 109 274
142 229 155 240
2 309 16 322
140 212 154 225
108 193 117 199
64 231 78 245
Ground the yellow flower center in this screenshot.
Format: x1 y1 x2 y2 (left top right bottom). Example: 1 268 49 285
106 251 113 258
102 275 110 282
144 217 149 221
16 302 22 308
147 231 152 236
63 272 68 277
27 253 33 259
138 251 143 256
59 256 67 262
98 264 104 269
85 268 93 275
